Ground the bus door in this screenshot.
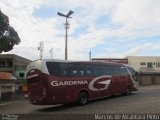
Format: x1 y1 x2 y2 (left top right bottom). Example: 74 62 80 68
110 65 123 95
119 65 130 93
126 66 139 89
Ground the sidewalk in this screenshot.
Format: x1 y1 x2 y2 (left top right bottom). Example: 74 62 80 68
0 97 26 107
0 100 17 106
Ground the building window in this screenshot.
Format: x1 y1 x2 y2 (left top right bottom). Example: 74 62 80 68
147 62 153 68
6 59 13 68
156 62 160 67
19 73 25 78
0 61 5 68
140 62 146 66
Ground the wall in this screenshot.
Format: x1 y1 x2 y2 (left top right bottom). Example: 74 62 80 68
126 56 160 73
0 81 16 100
138 74 160 85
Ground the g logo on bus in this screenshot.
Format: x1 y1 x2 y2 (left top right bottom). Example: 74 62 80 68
89 75 111 91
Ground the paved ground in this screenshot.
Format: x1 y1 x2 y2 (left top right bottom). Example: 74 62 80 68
0 85 160 119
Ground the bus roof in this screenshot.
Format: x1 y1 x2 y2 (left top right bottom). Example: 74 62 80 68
33 59 125 66
26 59 132 75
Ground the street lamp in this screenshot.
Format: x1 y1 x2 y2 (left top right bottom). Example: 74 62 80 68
38 41 44 60
89 51 92 61
57 10 74 60
49 48 53 59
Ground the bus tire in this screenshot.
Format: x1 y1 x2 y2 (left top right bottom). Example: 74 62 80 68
78 92 88 105
125 86 131 96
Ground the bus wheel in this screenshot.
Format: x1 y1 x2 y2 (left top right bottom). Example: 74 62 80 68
125 86 131 96
78 92 88 105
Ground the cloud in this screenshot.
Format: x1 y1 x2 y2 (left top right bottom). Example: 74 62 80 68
123 44 152 57
112 0 160 33
1 0 160 61
0 0 61 60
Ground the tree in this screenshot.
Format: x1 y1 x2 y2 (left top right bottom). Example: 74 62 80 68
0 10 21 53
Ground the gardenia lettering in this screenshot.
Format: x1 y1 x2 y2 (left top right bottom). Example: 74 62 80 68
51 80 88 87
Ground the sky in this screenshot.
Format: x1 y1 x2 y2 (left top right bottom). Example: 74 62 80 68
1 0 160 61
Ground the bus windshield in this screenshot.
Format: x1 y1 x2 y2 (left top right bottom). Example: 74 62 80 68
127 66 138 81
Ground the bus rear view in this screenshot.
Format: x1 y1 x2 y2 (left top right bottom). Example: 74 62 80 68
26 60 49 105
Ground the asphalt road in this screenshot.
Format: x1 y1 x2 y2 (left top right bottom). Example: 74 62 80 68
0 85 160 120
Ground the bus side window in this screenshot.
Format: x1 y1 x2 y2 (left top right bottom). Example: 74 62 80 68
69 64 79 77
93 65 100 76
76 65 85 77
67 64 85 77
46 62 61 76
93 65 103 76
72 70 79 76
80 70 85 76
60 63 68 77
110 65 120 76
104 65 111 75
97 66 108 76
85 65 94 77
86 70 92 76
120 66 129 76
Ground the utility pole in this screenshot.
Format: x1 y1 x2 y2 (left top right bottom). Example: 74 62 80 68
64 18 69 60
38 41 44 60
89 51 92 61
57 10 74 60
49 48 53 59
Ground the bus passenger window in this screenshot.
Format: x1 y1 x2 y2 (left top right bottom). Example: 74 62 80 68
110 65 120 76
80 70 85 76
71 70 79 76
120 66 129 76
86 70 92 76
62 70 67 76
46 62 61 76
85 65 94 76
67 63 85 77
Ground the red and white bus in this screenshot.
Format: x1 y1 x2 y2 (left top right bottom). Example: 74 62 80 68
26 59 138 105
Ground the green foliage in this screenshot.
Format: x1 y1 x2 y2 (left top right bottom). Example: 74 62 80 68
0 10 21 53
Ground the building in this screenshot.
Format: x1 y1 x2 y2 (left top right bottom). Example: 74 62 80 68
0 79 17 100
0 54 31 79
126 56 160 85
0 54 31 100
126 56 160 73
92 56 160 74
